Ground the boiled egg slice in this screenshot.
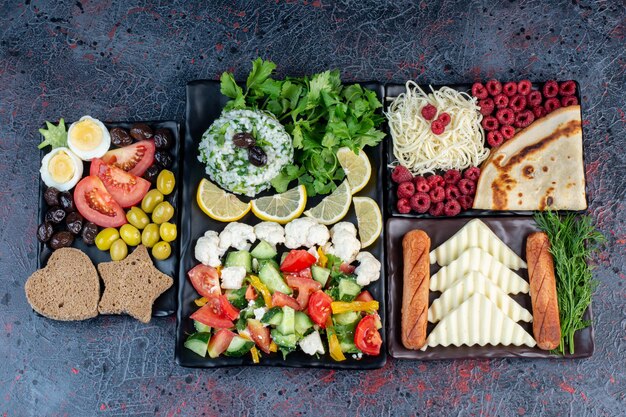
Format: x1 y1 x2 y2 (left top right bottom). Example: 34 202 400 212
67 115 111 161
40 147 84 191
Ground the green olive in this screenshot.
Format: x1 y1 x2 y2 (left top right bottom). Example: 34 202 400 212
152 241 171 260
120 224 141 246
151 201 174 224
126 207 150 229
141 189 164 214
159 222 177 242
95 227 120 251
156 169 176 195
110 239 128 261
141 223 160 248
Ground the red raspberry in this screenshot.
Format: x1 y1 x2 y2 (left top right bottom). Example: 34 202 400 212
458 179 476 195
397 181 415 199
561 96 578 107
532 106 546 119
429 186 445 203
443 169 462 184
517 80 532 95
391 165 413 184
471 82 488 99
542 80 559 98
478 98 495 116
559 80 576 96
486 79 502 96
409 192 431 214
445 184 461 200
397 198 411 214
496 108 515 125
500 125 515 140
509 95 527 112
493 94 509 109
437 112 451 126
428 201 445 216
527 90 543 107
444 199 462 216
463 167 481 182
458 195 474 210
426 174 445 188
431 120 445 135
421 104 437 120
481 116 499 131
544 97 561 113
514 110 535 128
503 82 518 97
487 130 504 147
414 176 430 193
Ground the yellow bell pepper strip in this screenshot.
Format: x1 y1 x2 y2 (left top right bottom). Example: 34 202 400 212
325 317 346 362
194 297 208 307
269 341 278 353
250 346 260 364
248 275 273 308
331 300 379 314
317 247 328 268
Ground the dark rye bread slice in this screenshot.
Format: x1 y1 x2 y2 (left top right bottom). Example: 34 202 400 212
97 245 173 323
25 248 100 321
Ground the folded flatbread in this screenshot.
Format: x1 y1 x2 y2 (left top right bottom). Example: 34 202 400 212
473 105 586 211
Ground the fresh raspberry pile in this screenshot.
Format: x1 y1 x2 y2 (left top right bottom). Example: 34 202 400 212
421 104 451 135
392 166 480 216
472 79 578 147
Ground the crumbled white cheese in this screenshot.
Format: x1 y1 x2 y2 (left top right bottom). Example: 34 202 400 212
308 246 319 260
220 266 247 289
285 218 330 249
219 222 256 251
354 251 381 286
194 230 225 267
253 307 267 322
299 330 325 355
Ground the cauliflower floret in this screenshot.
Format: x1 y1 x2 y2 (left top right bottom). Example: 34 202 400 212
327 221 361 263
254 222 285 248
299 330 325 355
330 222 357 239
307 223 330 247
354 251 381 286
285 218 330 249
220 266 247 289
194 230 225 267
219 222 256 251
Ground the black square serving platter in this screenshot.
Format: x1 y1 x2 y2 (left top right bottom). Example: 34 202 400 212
37 120 182 317
176 80 387 369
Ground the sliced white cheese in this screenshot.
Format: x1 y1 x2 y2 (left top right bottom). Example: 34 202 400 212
430 247 529 294
421 293 536 350
299 330 325 355
430 219 526 269
428 271 533 323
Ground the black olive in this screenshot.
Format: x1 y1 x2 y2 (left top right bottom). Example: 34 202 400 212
44 187 60 206
110 127 133 147
58 191 75 212
248 146 267 167
49 231 74 250
154 150 173 168
130 123 153 141
45 206 66 224
66 212 84 235
37 222 54 243
233 132 255 148
143 164 160 184
81 222 98 245
153 128 174 150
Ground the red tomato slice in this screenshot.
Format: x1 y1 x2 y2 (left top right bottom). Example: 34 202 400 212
187 264 221 298
190 295 239 329
308 290 333 328
220 295 240 321
101 140 155 176
271 291 302 311
90 158 151 208
207 329 236 358
293 268 312 280
354 314 382 356
285 275 321 310
245 285 257 301
74 176 127 228
355 290 374 302
340 263 356 275
280 250 317 273
247 319 271 354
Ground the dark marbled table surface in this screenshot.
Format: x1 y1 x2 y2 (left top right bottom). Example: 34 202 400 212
1 1 624 416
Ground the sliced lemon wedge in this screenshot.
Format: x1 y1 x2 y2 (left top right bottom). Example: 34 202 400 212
304 180 351 225
251 185 307 224
353 196 382 248
196 178 251 222
337 147 372 195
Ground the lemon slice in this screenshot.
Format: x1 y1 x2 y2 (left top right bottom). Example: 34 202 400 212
353 196 382 248
337 147 372 195
251 185 307 224
196 178 251 222
304 180 351 225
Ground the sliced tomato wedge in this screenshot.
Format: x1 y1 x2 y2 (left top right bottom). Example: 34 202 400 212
74 176 127 228
308 290 333 328
280 250 317 273
190 295 239 329
292 267 312 280
285 275 321 310
245 284 257 301
219 295 240 321
271 291 301 311
207 329 236 358
340 263 356 275
354 314 383 355
101 140 155 176
90 158 151 208
355 290 374 302
187 264 221 298
247 319 271 354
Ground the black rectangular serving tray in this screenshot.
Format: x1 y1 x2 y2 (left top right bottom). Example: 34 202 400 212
176 80 387 369
386 216 594 360
383 82 587 219
37 120 182 317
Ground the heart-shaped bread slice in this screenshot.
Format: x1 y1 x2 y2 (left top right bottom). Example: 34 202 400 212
25 248 100 321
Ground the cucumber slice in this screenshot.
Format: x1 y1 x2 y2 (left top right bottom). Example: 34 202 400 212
276 306 295 335
258 263 291 294
271 330 297 350
280 252 288 265
193 320 211 333
338 278 362 301
257 258 279 273
261 307 284 326
184 332 211 357
225 287 248 309
333 311 360 326
225 250 252 273
311 265 330 287
339 338 360 354
294 311 313 336
224 335 254 357
251 240 277 260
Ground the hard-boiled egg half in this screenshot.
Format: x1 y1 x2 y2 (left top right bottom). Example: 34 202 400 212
67 116 111 161
40 147 83 191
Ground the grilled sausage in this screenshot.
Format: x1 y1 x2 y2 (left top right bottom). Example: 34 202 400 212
401 230 431 350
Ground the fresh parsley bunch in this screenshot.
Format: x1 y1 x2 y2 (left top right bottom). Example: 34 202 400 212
219 58 385 196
